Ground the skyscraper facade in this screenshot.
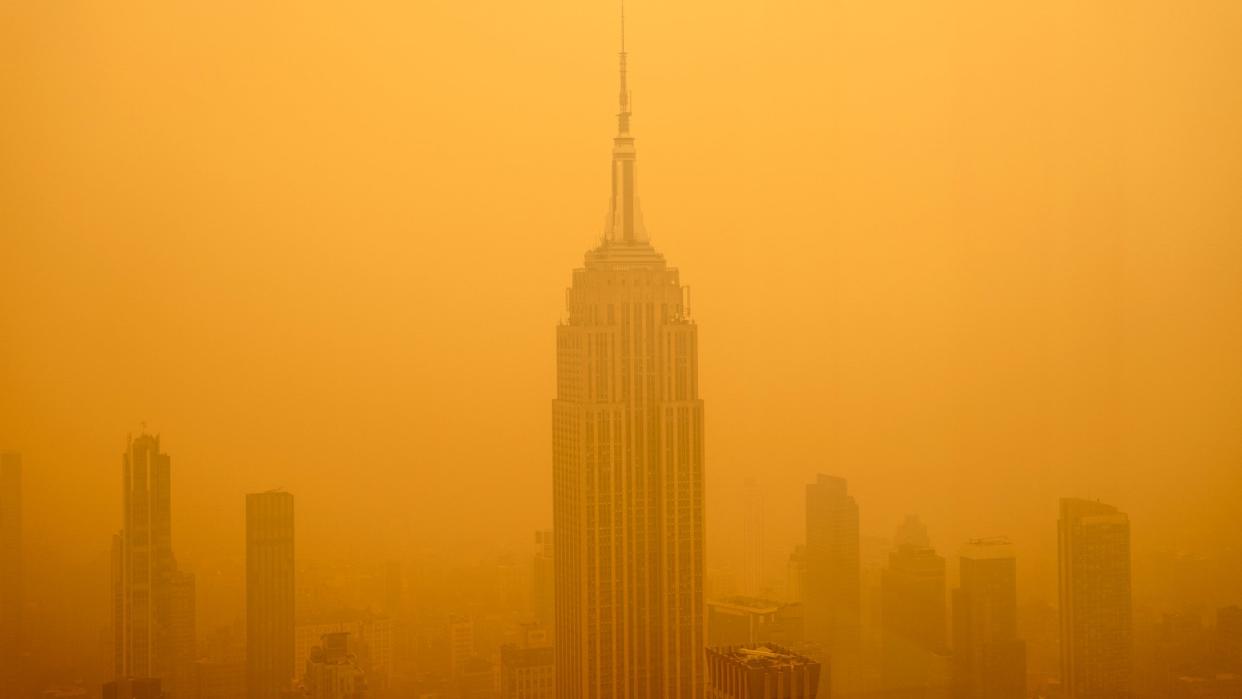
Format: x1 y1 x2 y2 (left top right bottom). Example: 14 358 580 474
1058 498 1132 699
247 490 295 699
113 433 195 695
0 451 21 689
882 544 947 653
551 32 706 699
804 475 861 657
951 538 1025 699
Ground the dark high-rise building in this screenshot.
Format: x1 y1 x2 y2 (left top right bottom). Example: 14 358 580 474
112 433 195 696
951 538 1025 699
0 451 21 689
804 475 861 656
882 541 949 693
705 644 822 699
247 491 295 699
882 544 947 653
551 19 705 699
1058 498 1132 699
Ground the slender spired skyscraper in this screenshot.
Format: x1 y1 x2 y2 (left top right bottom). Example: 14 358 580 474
552 15 706 698
247 491 295 699
112 433 196 697
1058 498 1132 699
0 451 22 689
804 475 861 658
115 433 174 681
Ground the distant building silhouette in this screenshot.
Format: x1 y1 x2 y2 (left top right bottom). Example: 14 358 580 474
302 633 365 699
882 543 947 653
111 433 196 698
448 614 474 681
247 491 295 699
893 514 931 549
551 21 706 699
951 538 1025 699
294 614 392 692
1058 498 1132 698
804 475 861 656
0 451 21 691
882 539 949 692
705 644 821 699
500 623 553 699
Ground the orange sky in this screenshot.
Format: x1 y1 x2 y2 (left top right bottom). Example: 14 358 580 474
2 0 1240 640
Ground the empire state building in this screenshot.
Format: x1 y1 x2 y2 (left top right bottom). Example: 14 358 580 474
552 29 706 699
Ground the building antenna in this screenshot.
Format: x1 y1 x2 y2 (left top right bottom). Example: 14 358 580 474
616 0 631 134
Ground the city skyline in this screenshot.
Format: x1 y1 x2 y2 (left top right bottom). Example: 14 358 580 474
2 2 1242 698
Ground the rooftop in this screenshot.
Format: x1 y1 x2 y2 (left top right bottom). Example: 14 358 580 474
707 643 818 670
708 596 786 614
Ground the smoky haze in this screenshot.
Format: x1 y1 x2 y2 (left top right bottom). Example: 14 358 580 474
1 0 1240 694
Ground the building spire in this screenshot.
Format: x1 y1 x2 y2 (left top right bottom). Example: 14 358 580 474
617 0 630 136
604 0 646 244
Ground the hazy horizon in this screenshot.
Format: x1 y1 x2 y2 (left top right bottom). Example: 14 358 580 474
2 1 1240 696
